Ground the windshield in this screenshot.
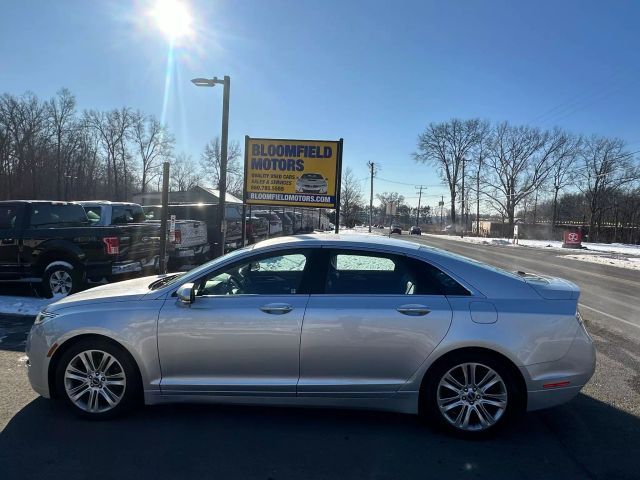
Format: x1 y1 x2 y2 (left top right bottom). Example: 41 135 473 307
150 245 253 290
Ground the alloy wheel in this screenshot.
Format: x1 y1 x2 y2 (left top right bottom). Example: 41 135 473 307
436 362 508 431
49 270 73 296
64 350 127 413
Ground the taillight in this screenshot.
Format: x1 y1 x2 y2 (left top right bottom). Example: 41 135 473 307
172 229 182 244
103 236 120 255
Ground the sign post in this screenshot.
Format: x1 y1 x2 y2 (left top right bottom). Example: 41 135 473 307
243 137 343 231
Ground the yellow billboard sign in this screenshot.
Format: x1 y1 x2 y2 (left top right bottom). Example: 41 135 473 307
244 137 342 208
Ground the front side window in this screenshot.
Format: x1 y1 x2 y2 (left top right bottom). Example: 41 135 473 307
29 204 88 228
196 251 309 296
0 205 21 230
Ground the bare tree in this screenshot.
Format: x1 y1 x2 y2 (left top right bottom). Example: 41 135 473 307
170 153 201 191
48 88 78 199
200 137 243 195
132 112 174 194
577 136 638 241
549 134 581 227
414 119 484 224
85 108 134 200
483 123 567 226
339 167 364 227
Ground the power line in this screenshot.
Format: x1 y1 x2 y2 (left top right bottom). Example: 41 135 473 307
375 176 443 187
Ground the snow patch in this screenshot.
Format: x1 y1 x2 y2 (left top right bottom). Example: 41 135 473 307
561 254 640 271
0 295 56 316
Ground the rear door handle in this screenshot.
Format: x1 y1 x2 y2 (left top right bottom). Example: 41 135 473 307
1 238 14 244
396 304 431 316
260 303 293 314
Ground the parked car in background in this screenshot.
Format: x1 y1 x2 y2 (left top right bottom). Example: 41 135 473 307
410 226 422 235
390 225 402 234
276 211 294 235
245 215 268 243
253 210 283 236
0 201 159 297
83 201 208 268
143 203 243 254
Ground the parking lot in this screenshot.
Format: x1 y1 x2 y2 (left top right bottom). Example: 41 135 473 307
1 234 639 480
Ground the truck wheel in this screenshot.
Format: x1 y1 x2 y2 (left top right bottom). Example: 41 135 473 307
41 262 82 298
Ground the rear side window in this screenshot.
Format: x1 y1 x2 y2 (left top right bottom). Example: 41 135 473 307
324 250 470 296
83 206 102 224
325 251 415 295
112 205 145 224
29 204 88 228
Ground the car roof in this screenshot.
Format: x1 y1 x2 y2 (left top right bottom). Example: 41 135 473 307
252 233 422 253
78 201 140 206
0 200 78 205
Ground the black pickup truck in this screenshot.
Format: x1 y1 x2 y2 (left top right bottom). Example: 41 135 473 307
0 200 160 297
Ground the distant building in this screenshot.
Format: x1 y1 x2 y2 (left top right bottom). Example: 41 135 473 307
132 186 243 206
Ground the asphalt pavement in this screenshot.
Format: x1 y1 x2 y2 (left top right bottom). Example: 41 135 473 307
1 233 639 479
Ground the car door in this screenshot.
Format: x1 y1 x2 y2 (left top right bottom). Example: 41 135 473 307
157 248 317 396
0 204 24 280
298 248 454 396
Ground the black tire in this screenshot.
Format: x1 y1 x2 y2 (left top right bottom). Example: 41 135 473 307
41 262 83 298
421 351 523 437
55 338 141 420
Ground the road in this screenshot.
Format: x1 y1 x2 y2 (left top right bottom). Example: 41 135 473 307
1 234 639 479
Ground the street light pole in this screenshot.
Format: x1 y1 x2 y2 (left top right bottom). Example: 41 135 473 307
191 75 231 258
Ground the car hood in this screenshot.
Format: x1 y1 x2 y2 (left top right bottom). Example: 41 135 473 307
47 275 160 312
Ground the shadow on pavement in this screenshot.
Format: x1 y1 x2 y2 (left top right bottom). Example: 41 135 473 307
1 393 638 480
0 314 33 352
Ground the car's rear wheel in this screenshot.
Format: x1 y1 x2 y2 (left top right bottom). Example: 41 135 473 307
423 352 521 436
55 339 140 419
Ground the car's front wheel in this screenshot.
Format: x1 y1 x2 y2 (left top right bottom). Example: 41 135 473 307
423 352 521 436
55 339 140 419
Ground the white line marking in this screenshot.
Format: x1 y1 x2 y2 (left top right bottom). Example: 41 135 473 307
579 304 640 330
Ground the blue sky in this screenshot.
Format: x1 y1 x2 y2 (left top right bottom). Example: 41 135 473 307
1 0 639 207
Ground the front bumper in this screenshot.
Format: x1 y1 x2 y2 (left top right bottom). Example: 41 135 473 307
25 323 52 398
523 319 596 411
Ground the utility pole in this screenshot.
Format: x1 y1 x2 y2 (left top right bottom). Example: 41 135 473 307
476 160 481 236
367 161 375 233
159 162 170 274
440 195 444 228
461 157 466 238
415 185 426 226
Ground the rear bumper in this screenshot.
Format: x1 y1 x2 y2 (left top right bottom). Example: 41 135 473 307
523 319 596 412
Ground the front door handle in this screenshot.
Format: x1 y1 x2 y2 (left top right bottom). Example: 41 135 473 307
260 303 293 314
1 238 14 244
396 304 431 316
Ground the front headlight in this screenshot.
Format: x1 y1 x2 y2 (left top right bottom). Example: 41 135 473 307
34 310 57 325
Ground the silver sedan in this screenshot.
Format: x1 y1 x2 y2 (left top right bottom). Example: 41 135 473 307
25 235 595 435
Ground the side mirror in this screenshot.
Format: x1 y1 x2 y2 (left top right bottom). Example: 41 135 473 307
176 283 195 305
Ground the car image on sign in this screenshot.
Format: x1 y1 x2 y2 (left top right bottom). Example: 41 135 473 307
295 173 328 194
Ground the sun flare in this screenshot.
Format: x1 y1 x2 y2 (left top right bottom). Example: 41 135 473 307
150 0 193 41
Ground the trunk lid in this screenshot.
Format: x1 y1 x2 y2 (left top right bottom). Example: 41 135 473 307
517 271 580 300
